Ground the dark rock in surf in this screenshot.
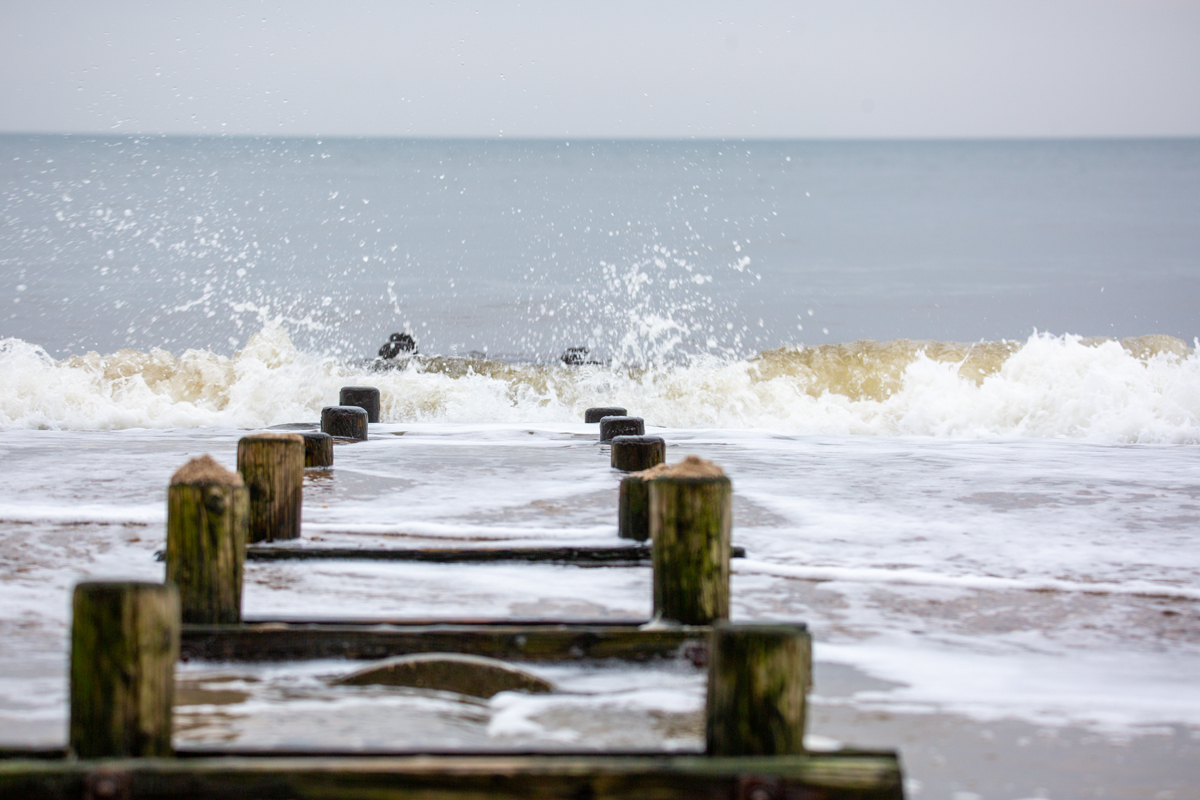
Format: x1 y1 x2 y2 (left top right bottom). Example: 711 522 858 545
332 653 554 699
560 346 604 366
561 346 589 365
379 332 418 360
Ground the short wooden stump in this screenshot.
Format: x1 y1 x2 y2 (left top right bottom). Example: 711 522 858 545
339 386 381 423
599 416 645 442
585 406 627 423
301 431 334 467
610 435 665 472
322 405 369 440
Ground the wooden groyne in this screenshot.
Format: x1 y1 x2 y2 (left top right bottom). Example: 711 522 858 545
0 752 904 799
0 394 906 800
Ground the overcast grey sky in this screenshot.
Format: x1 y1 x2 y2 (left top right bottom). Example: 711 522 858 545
2 1 1199 138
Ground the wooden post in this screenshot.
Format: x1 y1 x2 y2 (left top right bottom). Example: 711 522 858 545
585 406 626 423
619 476 651 542
650 456 731 625
599 416 645 442
237 433 304 543
611 435 665 471
165 455 248 624
705 622 812 756
69 581 179 759
339 386 381 422
301 431 334 467
321 405 369 440
618 462 671 542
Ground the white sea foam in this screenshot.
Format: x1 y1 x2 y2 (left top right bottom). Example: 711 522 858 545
1 327 1197 441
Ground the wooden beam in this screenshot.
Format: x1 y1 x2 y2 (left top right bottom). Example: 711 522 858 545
239 545 747 563
181 622 710 663
156 546 748 564
0 752 904 799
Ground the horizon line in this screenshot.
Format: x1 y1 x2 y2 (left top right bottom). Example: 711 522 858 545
2 131 1198 144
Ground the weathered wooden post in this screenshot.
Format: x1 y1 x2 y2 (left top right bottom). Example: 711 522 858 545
611 434 665 472
339 386 381 423
321 405 369 440
585 406 626 423
618 463 670 542
650 456 731 624
599 415 645 442
70 581 179 759
705 622 812 756
237 432 304 543
165 455 248 624
301 431 334 467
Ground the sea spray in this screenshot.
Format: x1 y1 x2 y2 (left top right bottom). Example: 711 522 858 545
0 328 1196 441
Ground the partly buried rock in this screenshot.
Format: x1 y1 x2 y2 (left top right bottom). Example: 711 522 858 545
332 653 554 699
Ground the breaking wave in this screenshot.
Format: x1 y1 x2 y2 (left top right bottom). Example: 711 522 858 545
0 326 1196 442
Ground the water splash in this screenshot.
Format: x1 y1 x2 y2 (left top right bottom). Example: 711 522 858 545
1 328 1195 442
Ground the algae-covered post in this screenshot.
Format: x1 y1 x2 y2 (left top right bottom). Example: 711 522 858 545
301 431 334 468
69 581 179 759
321 405 369 440
650 456 731 624
610 434 666 472
705 622 812 756
619 462 672 542
237 433 304 543
165 455 248 624
339 386 381 423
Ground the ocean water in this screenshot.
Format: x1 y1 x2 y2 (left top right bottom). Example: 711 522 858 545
2 136 1200 798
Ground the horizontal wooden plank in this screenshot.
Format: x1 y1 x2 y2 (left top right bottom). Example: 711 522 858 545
240 617 653 627
0 753 904 800
155 546 748 564
242 544 748 563
181 622 710 663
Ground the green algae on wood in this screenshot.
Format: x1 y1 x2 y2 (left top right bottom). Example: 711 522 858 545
69 581 179 759
650 456 732 625
705 622 812 757
620 462 675 542
0 752 905 799
166 455 248 624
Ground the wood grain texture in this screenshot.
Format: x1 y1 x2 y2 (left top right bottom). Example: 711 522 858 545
706 623 812 757
650 475 732 625
237 434 304 543
610 435 666 472
0 752 904 800
166 479 247 624
180 622 709 664
69 582 180 759
300 432 333 468
321 405 369 440
618 476 652 542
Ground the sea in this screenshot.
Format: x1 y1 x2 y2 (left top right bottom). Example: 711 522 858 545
2 135 1199 799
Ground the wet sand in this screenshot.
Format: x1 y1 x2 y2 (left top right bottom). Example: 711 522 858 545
2 425 1199 800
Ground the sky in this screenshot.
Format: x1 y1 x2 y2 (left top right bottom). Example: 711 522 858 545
1 0 1199 139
